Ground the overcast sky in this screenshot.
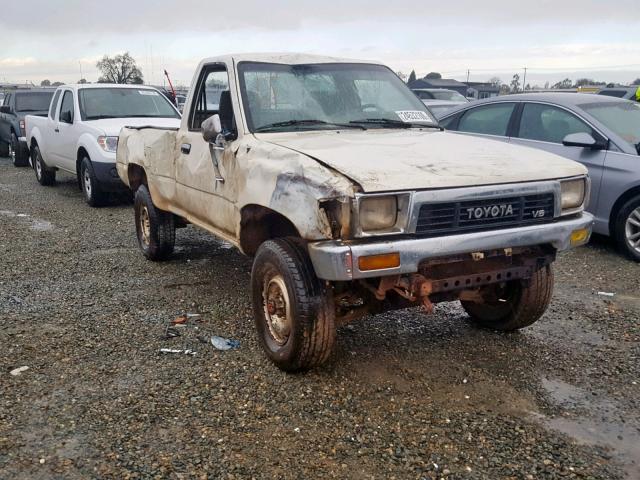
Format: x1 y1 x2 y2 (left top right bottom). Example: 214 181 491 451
1 0 639 87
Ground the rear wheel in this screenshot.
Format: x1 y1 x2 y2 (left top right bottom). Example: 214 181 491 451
32 145 56 186
134 184 175 260
80 157 109 207
251 238 336 372
613 195 640 262
461 265 554 331
11 133 29 167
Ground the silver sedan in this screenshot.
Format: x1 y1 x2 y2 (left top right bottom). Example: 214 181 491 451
440 93 640 261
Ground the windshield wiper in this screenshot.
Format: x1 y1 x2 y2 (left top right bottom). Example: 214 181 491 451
350 118 441 130
254 119 366 132
85 115 118 120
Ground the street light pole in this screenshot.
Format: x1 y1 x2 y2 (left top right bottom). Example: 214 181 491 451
522 67 528 92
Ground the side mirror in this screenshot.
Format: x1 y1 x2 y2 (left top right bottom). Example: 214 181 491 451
202 114 222 143
60 110 72 124
562 132 606 150
0 105 11 114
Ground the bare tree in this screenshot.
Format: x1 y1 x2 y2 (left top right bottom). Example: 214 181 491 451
510 74 521 93
488 77 501 88
96 52 144 84
631 78 640 85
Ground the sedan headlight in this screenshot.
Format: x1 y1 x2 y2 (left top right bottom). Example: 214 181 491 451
359 196 398 232
97 136 119 153
561 178 587 213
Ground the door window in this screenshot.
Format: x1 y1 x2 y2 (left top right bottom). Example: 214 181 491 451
189 67 230 130
49 90 61 119
59 91 74 124
517 103 592 144
458 103 515 136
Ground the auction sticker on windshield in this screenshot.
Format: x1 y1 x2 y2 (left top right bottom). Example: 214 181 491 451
395 111 433 123
139 90 160 96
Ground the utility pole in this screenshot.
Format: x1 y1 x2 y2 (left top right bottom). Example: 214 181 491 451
466 69 470 83
79 61 83 82
522 67 528 92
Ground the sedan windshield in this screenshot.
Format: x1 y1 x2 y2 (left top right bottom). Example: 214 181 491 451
429 90 468 102
238 62 437 132
78 88 180 121
581 101 640 148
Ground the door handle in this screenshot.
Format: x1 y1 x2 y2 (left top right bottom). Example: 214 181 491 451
54 128 59 133
181 143 191 154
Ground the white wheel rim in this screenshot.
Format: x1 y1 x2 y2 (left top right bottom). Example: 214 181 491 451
35 155 42 178
83 169 92 198
625 207 640 254
263 275 292 345
8 142 15 163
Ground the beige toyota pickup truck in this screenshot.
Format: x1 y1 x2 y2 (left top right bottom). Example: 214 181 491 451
116 53 593 371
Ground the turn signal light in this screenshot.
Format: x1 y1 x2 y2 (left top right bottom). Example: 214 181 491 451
358 252 400 271
570 228 590 246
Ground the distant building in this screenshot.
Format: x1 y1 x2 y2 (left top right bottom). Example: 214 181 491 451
465 82 500 100
407 78 468 96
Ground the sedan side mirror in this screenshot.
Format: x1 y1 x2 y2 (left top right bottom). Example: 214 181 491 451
0 105 11 114
562 132 607 150
202 114 222 143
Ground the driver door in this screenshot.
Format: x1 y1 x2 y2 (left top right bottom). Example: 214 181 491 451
175 64 238 238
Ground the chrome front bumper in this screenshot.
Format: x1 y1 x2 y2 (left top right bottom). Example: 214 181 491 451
308 213 593 281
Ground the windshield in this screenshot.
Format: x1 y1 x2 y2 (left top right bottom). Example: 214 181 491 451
430 90 467 102
581 101 640 147
78 88 180 121
15 91 54 112
238 62 437 132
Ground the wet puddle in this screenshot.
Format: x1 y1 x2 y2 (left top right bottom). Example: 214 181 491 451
535 377 640 478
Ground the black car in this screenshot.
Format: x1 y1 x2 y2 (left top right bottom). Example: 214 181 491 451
0 88 55 166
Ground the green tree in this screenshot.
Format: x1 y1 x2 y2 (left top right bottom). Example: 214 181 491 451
96 52 143 84
510 74 521 93
78 78 88 84
40 79 51 86
408 70 417 83
425 72 442 80
552 78 573 89
631 78 640 85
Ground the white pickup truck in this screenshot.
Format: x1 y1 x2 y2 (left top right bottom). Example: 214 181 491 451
116 53 593 371
26 84 181 206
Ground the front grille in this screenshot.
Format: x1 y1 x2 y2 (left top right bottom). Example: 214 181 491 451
416 193 555 236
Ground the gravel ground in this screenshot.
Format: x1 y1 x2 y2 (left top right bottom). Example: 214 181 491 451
1 156 639 480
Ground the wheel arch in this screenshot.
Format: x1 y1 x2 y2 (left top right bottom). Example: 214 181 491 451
239 204 301 257
127 164 148 192
76 146 91 187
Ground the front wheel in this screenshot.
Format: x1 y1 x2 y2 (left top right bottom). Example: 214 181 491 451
134 184 175 260
461 265 554 331
32 145 56 186
613 195 640 262
251 238 336 372
80 157 109 207
11 133 29 167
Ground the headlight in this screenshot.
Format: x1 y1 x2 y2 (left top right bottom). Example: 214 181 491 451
359 196 398 232
97 136 118 153
561 178 586 212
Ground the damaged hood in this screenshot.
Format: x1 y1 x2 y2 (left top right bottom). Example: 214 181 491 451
258 130 587 192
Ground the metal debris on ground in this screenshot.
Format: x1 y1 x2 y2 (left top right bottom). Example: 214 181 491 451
597 291 616 297
160 348 197 356
172 313 202 325
10 366 29 376
210 336 241 351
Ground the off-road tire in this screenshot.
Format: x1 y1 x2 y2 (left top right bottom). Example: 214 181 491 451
32 144 56 186
251 238 336 372
134 184 175 260
80 157 109 207
461 265 554 331
613 194 640 262
11 132 29 167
